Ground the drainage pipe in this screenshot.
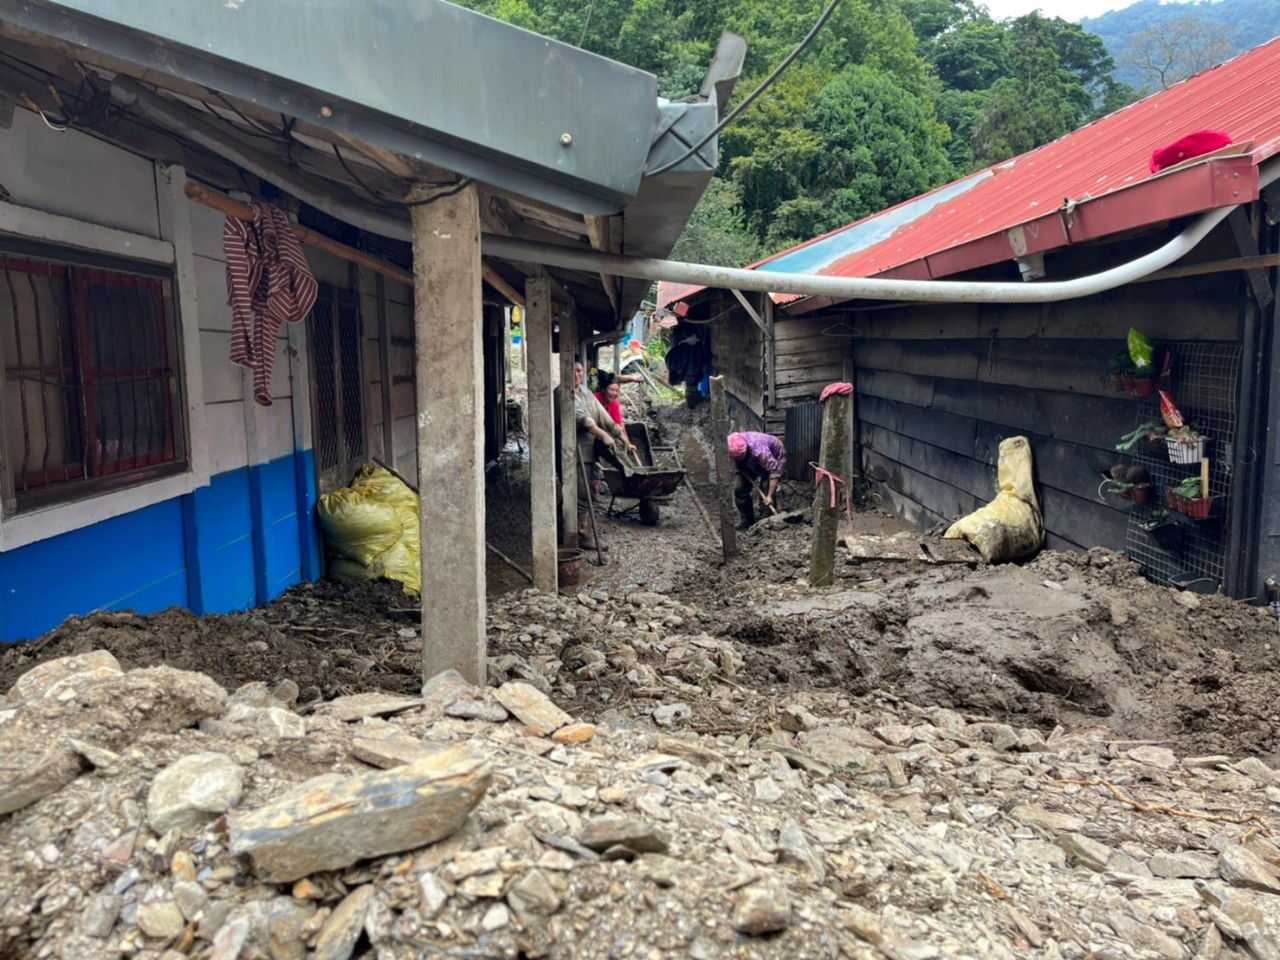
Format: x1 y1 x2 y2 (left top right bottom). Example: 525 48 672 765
489 159 1280 306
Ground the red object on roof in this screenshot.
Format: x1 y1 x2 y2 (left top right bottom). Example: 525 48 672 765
658 37 1280 312
1150 129 1234 172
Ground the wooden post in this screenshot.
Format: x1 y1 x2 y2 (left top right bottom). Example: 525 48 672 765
410 181 486 686
525 273 557 592
709 375 738 560
810 389 850 587
377 273 395 468
558 306 579 548
503 307 512 387
612 342 620 376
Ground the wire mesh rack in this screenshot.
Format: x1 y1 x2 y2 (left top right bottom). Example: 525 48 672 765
1121 343 1240 592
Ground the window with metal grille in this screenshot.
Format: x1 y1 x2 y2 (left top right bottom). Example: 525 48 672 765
308 285 365 490
0 247 187 514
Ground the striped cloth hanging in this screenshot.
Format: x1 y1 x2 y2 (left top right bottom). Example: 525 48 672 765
224 202 318 406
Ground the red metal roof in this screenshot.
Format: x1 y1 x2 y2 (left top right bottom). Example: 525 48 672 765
658 35 1280 311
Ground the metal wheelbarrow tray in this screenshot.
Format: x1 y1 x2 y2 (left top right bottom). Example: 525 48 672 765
601 423 685 525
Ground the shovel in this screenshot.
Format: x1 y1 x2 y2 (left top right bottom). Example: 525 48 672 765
753 478 779 515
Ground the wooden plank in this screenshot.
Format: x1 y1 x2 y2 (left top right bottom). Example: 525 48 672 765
864 449 982 524
859 393 976 458
855 369 937 408
775 363 848 387
410 181 485 686
861 424 994 503
710 376 738 560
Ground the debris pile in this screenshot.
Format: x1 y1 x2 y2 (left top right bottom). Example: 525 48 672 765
7 635 1280 960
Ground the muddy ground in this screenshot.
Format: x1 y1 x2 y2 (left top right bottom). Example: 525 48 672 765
5 388 1280 764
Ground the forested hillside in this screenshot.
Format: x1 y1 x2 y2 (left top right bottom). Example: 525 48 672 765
1083 0 1280 93
455 0 1136 261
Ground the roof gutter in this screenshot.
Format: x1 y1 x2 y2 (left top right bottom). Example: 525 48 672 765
487 159 1280 306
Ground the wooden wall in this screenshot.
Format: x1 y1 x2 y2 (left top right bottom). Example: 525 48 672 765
709 294 766 430
851 259 1243 552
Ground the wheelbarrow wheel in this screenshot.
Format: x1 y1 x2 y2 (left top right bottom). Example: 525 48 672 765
639 499 660 526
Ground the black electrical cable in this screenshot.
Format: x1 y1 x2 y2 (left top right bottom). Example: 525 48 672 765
646 0 842 177
403 178 475 208
331 143 398 204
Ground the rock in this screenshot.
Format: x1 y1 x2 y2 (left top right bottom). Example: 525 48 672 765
147 753 245 834
1150 850 1219 879
208 918 250 960
79 894 122 938
418 874 448 919
780 704 819 733
990 724 1020 752
0 742 83 816
228 745 491 881
314 692 423 722
257 707 305 739
444 696 511 722
480 902 511 931
732 883 791 935
1233 757 1280 785
136 897 186 939
4 650 122 704
350 736 449 769
651 702 692 727
873 723 916 747
507 869 562 918
1009 804 1084 835
267 899 315 960
753 777 784 803
1219 845 1280 893
776 819 826 883
578 816 670 855
552 722 596 745
1127 745 1178 769
493 681 572 736
312 885 374 960
172 880 207 921
797 726 879 768
1057 833 1113 872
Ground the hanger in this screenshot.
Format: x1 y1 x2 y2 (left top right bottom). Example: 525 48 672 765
820 320 862 338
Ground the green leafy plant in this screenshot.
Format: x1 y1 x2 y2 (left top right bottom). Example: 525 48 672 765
1143 508 1171 527
1175 476 1204 499
1116 421 1164 453
1107 349 1135 374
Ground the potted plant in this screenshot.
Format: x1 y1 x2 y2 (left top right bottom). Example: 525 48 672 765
1165 426 1208 465
1106 350 1135 393
1115 422 1167 456
1142 509 1183 552
1101 464 1150 503
1132 364 1159 396
1168 476 1213 519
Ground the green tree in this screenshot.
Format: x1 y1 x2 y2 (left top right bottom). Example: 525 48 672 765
669 177 763 266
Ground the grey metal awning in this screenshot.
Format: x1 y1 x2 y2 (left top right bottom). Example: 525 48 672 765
0 0 741 330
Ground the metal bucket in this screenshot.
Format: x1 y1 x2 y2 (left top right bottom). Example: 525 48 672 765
557 548 582 588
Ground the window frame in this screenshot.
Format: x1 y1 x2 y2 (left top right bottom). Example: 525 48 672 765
0 175 208 551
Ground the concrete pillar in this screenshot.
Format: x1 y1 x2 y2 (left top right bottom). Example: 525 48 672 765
409 181 486 686
709 375 738 560
558 306 579 548
525 273 557 592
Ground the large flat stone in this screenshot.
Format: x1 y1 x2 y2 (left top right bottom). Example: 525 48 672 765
493 682 572 736
0 742 83 816
4 650 122 705
313 693 424 722
228 745 491 882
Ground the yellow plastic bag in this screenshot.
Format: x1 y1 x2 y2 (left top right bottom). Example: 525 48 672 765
317 464 421 593
944 436 1043 563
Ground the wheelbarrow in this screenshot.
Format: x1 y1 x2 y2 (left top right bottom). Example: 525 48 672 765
598 422 685 526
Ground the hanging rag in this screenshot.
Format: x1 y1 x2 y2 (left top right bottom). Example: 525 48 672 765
224 203 318 406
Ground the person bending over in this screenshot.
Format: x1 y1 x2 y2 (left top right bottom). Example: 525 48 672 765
727 431 786 529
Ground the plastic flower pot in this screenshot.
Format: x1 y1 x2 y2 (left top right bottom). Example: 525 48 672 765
1122 373 1136 394
1182 496 1213 520
1121 484 1151 504
1166 488 1183 512
1109 373 1126 393
1166 437 1207 464
1143 521 1183 553
1133 376 1157 396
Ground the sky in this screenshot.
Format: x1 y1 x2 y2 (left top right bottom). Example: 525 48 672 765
979 0 1142 21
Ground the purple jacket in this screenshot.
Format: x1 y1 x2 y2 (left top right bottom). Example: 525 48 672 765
736 432 786 480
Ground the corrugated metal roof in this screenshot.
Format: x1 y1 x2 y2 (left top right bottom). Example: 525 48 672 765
659 34 1280 310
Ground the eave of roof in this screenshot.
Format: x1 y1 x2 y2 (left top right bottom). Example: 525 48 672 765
657 34 1280 313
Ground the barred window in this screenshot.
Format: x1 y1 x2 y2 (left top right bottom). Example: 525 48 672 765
0 245 188 514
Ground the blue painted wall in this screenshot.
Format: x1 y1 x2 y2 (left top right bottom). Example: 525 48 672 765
0 449 319 642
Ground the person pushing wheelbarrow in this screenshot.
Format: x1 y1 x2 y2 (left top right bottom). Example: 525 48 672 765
727 431 786 529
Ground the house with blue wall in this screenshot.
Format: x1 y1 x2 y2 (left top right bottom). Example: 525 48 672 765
0 0 730 649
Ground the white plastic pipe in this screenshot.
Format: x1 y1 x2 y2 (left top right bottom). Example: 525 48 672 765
486 159 1280 306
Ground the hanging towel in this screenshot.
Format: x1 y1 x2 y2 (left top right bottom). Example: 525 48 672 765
224 203 318 406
